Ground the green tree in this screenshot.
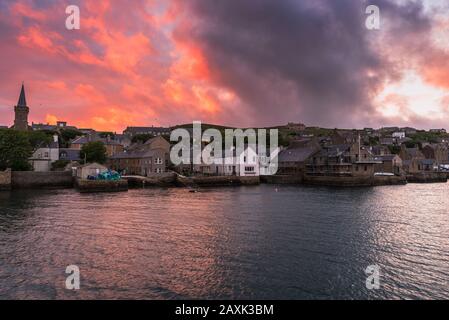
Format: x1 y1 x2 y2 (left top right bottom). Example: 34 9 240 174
60 129 82 147
80 141 107 164
51 160 70 171
388 145 401 155
368 136 380 146
0 129 33 171
26 130 53 148
99 132 115 139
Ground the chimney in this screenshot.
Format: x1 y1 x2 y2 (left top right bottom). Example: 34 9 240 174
53 134 59 143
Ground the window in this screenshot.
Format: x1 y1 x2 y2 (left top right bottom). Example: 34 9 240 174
45 152 49 158
245 166 255 172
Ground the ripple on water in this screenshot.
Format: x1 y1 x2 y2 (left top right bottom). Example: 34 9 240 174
0 184 448 299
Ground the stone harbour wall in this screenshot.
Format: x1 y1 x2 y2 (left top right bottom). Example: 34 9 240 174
406 172 448 183
181 175 260 187
11 171 73 189
303 174 407 187
261 175 303 184
0 169 12 190
75 178 128 193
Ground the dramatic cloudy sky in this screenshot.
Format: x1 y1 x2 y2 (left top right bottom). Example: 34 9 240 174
0 0 449 131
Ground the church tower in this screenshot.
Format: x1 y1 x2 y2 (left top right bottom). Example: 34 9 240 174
13 83 29 131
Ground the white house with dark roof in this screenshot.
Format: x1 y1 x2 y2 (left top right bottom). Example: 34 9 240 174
29 135 60 172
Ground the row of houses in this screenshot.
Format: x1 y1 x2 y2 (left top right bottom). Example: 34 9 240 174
24 114 449 179
108 136 273 177
29 129 169 172
30 135 81 172
30 132 449 179
108 136 170 175
277 136 449 179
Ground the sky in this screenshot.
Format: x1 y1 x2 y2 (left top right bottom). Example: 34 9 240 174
0 0 449 132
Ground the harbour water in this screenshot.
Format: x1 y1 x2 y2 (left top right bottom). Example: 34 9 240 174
0 184 448 299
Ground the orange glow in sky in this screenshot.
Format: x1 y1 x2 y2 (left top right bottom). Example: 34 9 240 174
0 0 448 131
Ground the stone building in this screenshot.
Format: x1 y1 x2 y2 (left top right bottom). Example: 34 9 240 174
374 154 403 175
306 142 380 177
109 136 170 176
13 83 29 131
399 146 427 173
70 134 124 157
278 139 321 175
123 126 171 137
76 163 108 180
421 144 449 165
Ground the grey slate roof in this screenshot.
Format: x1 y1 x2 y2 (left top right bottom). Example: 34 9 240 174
110 149 159 159
17 83 27 107
124 126 171 135
71 136 122 146
321 144 351 157
406 148 421 157
420 159 435 165
375 155 398 161
279 146 319 162
59 148 81 161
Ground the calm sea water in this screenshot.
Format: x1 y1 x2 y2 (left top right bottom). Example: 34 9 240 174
0 184 448 300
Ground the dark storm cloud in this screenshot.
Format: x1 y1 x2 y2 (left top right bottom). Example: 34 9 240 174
176 0 434 128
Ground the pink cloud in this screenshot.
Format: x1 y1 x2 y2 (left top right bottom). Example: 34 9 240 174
1 0 449 131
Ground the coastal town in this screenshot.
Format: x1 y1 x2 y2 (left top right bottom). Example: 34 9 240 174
1 83 449 192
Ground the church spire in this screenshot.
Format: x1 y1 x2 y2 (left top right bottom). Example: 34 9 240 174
13 82 30 131
17 82 27 107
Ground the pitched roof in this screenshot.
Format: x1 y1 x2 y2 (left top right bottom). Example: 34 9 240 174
109 149 159 159
375 154 399 161
71 135 122 146
420 159 435 165
31 123 78 131
34 139 59 150
17 83 27 107
406 148 421 157
402 160 412 166
326 144 351 157
79 162 107 169
124 126 171 135
59 148 81 161
279 146 319 162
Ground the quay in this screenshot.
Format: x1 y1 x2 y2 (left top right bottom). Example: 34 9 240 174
1 169 448 192
75 178 129 193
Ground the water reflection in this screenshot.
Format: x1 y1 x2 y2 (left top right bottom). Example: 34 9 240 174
0 184 448 299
